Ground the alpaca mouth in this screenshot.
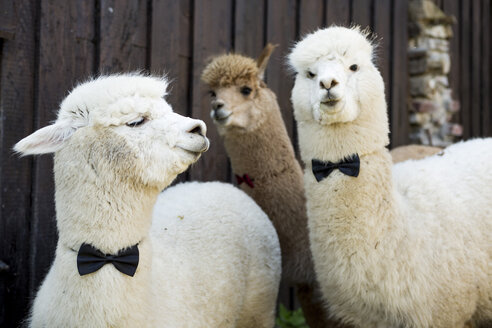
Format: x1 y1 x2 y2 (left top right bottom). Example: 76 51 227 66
211 109 232 123
215 115 230 123
177 137 210 155
321 99 340 107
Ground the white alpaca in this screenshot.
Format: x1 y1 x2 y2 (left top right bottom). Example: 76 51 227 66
289 27 492 328
15 74 281 328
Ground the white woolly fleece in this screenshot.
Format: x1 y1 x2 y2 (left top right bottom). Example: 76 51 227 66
291 26 492 328
17 74 280 327
150 181 281 327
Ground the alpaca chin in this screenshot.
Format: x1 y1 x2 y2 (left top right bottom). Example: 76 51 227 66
315 99 359 125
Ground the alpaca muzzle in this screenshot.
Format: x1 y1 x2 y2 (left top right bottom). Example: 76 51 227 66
211 108 232 122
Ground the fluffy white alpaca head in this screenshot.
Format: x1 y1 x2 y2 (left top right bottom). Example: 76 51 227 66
14 74 209 189
289 26 385 125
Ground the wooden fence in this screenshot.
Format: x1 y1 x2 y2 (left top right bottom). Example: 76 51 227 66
434 0 492 138
0 0 490 326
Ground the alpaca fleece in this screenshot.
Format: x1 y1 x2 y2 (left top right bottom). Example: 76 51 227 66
289 26 492 328
15 74 281 328
390 144 442 163
202 46 349 328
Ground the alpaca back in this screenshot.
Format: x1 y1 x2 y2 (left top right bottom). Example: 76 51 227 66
393 138 492 229
392 138 492 324
151 181 281 327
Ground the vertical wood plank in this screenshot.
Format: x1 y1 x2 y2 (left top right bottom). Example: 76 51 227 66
460 0 471 139
481 0 490 136
390 0 409 146
189 0 233 182
374 0 392 142
235 0 265 56
326 0 350 26
99 0 148 73
150 0 192 183
150 0 192 117
0 0 17 40
265 0 297 143
470 0 481 137
351 0 372 29
0 1 36 325
33 0 95 292
298 0 324 37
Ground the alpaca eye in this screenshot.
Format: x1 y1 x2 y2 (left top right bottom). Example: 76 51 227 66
126 117 147 127
307 71 316 79
349 64 358 72
240 87 252 96
209 90 216 98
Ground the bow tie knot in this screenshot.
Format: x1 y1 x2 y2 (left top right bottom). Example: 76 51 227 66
236 174 254 188
311 154 360 182
77 243 139 277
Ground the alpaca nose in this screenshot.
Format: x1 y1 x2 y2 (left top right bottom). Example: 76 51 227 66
186 121 207 137
212 100 224 110
319 78 338 90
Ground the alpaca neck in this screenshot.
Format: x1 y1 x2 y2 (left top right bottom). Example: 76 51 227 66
223 94 299 178
54 155 159 255
221 90 313 284
300 99 402 251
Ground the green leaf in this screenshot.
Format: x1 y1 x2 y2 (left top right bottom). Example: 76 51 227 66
276 304 309 328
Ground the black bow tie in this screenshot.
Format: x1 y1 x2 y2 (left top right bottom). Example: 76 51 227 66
77 243 139 277
311 154 360 182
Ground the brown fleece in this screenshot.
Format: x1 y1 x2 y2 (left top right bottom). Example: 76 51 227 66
202 54 259 89
202 50 350 328
390 144 442 163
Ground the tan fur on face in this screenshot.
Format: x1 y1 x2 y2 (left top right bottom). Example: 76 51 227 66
202 55 260 89
212 86 266 133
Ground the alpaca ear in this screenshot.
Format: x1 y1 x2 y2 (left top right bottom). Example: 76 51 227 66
256 43 278 80
13 121 76 156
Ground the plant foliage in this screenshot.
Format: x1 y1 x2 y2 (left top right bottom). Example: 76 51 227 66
275 304 309 328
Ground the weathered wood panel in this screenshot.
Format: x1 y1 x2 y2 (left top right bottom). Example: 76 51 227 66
0 0 17 40
298 0 324 37
438 0 492 139
189 0 233 182
326 0 350 26
374 0 393 125
470 0 481 137
390 0 409 146
265 0 297 144
482 0 491 136
0 1 37 325
99 0 148 73
150 0 193 183
235 0 265 56
352 0 372 29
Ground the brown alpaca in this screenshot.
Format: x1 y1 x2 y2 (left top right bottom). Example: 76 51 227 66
201 45 440 327
202 44 348 328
